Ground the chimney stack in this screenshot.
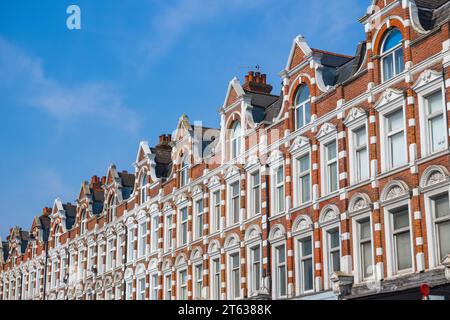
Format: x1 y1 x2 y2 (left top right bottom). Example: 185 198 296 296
90 175 100 188
42 207 51 216
242 70 273 94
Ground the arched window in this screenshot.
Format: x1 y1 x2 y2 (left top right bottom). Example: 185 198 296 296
80 209 87 235
108 196 117 222
180 158 189 187
54 225 60 247
231 122 242 159
140 173 148 205
381 28 404 82
295 85 311 130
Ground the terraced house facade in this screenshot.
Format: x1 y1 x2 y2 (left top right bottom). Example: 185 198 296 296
1 0 450 301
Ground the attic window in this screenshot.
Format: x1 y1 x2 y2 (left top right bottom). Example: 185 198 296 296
231 121 242 159
381 28 404 82
140 173 148 205
180 158 189 187
294 85 311 130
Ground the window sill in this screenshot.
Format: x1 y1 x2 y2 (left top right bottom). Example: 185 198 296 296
378 164 410 180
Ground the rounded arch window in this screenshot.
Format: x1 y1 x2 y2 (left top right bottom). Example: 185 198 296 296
381 28 404 82
140 172 148 205
294 85 311 130
108 196 118 222
231 121 242 159
180 157 189 187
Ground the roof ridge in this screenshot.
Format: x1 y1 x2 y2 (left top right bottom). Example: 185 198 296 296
311 48 354 59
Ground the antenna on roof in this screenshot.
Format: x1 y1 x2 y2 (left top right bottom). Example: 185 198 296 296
239 64 262 72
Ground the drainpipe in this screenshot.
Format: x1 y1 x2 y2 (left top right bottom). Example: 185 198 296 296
264 164 272 297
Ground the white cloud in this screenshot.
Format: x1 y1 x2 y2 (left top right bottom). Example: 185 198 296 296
0 36 141 135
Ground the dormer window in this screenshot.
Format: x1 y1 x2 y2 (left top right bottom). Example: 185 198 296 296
180 158 189 187
231 122 242 159
295 85 311 130
54 225 60 247
140 173 148 205
381 28 404 82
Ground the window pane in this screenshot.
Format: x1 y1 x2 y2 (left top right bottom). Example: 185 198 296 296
435 195 450 218
394 210 410 230
296 85 310 104
396 231 412 270
354 127 366 148
303 259 313 291
362 242 373 278
394 47 404 74
360 220 371 240
427 90 443 114
327 142 337 161
277 247 285 264
383 54 394 81
297 106 304 129
329 162 338 192
383 29 402 52
279 266 287 296
299 155 310 172
438 221 450 259
356 147 369 181
329 230 340 249
301 238 312 256
388 109 404 132
390 131 405 167
430 114 446 152
301 174 311 203
331 251 340 272
305 103 311 125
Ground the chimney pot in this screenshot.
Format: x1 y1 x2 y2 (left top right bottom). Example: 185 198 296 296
101 176 106 185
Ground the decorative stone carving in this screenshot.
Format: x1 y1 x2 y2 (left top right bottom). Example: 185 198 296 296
316 123 337 141
380 180 409 203
289 136 310 154
412 69 442 91
374 88 404 111
343 108 367 127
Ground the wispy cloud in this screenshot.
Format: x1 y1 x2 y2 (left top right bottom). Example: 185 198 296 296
138 0 270 66
0 36 141 135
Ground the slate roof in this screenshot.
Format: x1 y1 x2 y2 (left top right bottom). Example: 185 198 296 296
417 0 450 30
62 203 77 230
244 90 282 124
2 241 8 262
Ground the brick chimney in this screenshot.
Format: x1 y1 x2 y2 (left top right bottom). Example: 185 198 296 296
243 71 273 94
42 207 52 216
90 175 100 189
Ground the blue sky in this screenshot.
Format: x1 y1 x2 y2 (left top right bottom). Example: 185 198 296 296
0 0 368 238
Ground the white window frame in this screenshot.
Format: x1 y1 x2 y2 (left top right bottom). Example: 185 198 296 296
247 243 262 297
272 242 287 299
125 280 133 300
424 184 450 269
295 152 312 207
210 256 222 300
271 165 286 216
180 158 189 188
210 188 222 233
116 234 123 267
227 179 241 227
150 214 159 253
417 82 448 157
137 276 146 300
348 122 370 185
126 225 136 262
294 232 315 296
247 169 261 218
380 29 405 83
351 211 375 283
138 220 148 259
140 173 148 205
320 137 339 196
164 272 172 300
164 211 174 252
294 85 312 130
231 122 243 160
321 219 341 291
193 262 204 300
106 238 115 271
383 199 415 277
379 100 408 172
226 250 241 300
150 272 159 300
177 268 188 300
193 198 204 241
178 207 189 247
